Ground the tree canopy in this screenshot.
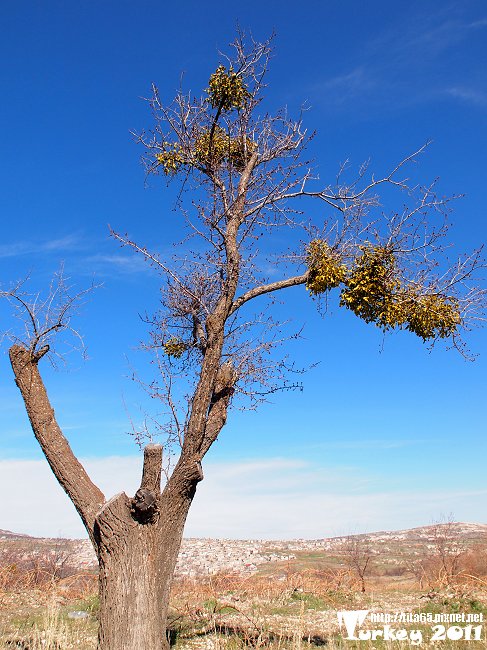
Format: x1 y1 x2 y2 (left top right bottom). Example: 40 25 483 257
106 34 484 452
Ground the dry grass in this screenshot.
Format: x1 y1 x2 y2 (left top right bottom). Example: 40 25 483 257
167 569 487 648
1 551 487 649
0 556 98 650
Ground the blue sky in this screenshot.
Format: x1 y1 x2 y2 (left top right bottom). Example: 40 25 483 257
1 0 486 539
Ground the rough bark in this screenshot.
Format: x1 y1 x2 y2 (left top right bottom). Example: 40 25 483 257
95 496 185 650
179 154 256 459
8 348 203 649
198 361 237 456
95 444 200 650
8 345 104 546
7 148 251 650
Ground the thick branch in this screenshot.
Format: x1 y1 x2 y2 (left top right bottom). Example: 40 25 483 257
230 272 309 315
180 157 258 458
140 443 163 492
198 361 237 457
163 455 204 504
198 389 232 457
9 345 105 545
162 364 235 500
130 444 163 524
235 151 259 219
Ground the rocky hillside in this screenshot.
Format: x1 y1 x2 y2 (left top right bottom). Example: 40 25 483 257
1 522 486 579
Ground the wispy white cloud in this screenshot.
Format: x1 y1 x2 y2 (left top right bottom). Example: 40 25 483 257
313 8 487 113
317 67 378 105
389 15 487 58
445 86 487 107
469 18 487 29
83 253 150 275
0 456 484 540
0 235 81 259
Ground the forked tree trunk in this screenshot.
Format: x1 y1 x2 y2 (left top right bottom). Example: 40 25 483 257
9 345 224 650
95 491 190 650
93 447 199 650
96 499 169 649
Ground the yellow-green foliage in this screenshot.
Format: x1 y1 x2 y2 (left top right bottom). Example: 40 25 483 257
340 245 401 328
163 337 187 359
338 244 461 340
194 129 255 170
306 239 347 295
404 293 461 340
156 142 184 175
156 131 255 174
207 65 250 111
194 127 229 167
155 65 253 175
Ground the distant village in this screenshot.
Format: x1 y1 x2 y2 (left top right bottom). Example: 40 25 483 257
70 537 302 577
0 530 341 577
176 538 296 577
2 522 486 578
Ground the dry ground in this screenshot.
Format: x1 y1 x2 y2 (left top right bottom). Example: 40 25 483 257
2 524 487 649
1 571 487 649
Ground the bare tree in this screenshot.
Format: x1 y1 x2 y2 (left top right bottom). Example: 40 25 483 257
429 518 468 588
342 535 374 593
404 518 468 592
3 33 486 650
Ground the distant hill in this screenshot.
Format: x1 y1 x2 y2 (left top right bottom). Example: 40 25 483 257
0 529 35 540
1 522 486 578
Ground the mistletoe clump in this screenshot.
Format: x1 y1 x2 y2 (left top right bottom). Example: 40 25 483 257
206 65 250 111
339 244 462 340
305 239 347 295
162 337 187 359
340 245 403 329
404 293 461 340
194 127 229 167
155 142 184 175
194 128 256 170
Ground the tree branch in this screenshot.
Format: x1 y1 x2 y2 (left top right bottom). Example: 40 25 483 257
140 443 163 492
132 448 162 523
198 361 237 457
229 272 310 315
9 345 105 546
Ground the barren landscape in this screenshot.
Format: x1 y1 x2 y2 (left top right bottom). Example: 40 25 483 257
1 522 486 648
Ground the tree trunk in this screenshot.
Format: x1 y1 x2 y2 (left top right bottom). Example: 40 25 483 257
8 345 105 547
94 449 200 650
9 346 212 650
95 494 184 650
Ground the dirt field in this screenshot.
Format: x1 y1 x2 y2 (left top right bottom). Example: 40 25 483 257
1 571 487 649
1 523 487 648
